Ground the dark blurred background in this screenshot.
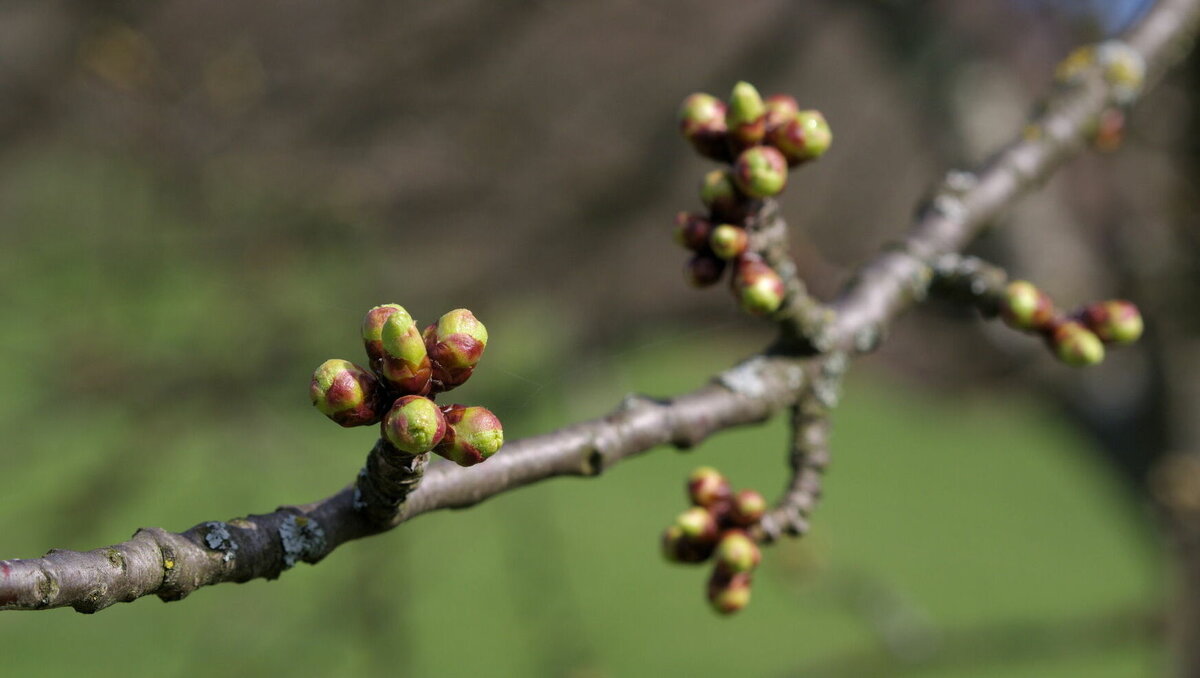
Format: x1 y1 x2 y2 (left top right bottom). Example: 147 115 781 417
1 0 1196 675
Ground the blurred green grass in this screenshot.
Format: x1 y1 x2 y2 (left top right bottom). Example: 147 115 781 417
0 150 1164 676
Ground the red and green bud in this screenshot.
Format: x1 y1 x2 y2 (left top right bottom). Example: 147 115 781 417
1001 281 1055 332
381 395 447 454
700 169 746 221
768 110 832 165
707 571 752 615
687 466 732 508
678 92 730 162
714 530 761 574
425 308 488 390
730 489 767 526
732 256 785 315
676 506 719 545
1050 321 1106 367
686 253 727 288
674 212 714 252
763 94 799 135
725 81 766 148
362 304 408 367
378 308 433 394
733 146 788 199
1081 300 1143 345
434 404 504 466
709 224 749 260
661 524 712 564
310 359 383 427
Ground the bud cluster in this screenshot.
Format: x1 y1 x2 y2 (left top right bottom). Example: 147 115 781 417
310 305 504 466
999 281 1144 367
675 82 832 317
661 466 768 615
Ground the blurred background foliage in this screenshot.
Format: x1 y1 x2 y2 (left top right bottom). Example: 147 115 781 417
0 0 1191 675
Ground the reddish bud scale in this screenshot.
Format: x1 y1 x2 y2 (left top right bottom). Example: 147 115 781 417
730 489 767 526
434 404 505 467
708 571 752 615
362 304 406 369
768 110 832 166
688 466 732 508
709 224 749 260
1049 320 1106 367
310 359 383 427
714 530 762 574
426 309 488 391
381 395 447 454
1080 300 1143 345
678 93 731 162
674 212 714 252
1000 281 1056 333
732 256 786 315
699 169 748 223
676 506 719 545
763 94 799 135
733 146 788 199
662 525 713 564
686 253 726 288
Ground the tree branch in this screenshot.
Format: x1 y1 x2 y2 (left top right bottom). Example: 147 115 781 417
3 0 1199 613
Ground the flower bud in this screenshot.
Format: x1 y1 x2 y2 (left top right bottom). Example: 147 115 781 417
733 146 788 199
714 530 761 574
732 257 785 315
725 81 766 148
768 110 832 165
686 253 726 288
699 169 746 221
379 309 433 394
676 506 719 545
707 571 752 615
1000 281 1055 332
687 466 732 508
1050 321 1106 367
434 404 504 466
426 309 488 391
674 212 714 252
362 304 408 367
678 93 730 162
381 395 447 454
709 224 749 260
730 489 767 526
1081 300 1143 345
310 359 383 427
662 525 711 564
763 94 799 134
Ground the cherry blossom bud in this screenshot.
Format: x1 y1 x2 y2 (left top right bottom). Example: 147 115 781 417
707 571 752 615
732 256 785 315
730 489 767 526
700 169 745 221
768 110 832 165
661 525 711 564
434 404 505 466
763 94 799 134
426 309 488 391
714 530 761 574
674 212 714 252
1000 281 1055 332
1080 300 1143 345
709 224 749 260
733 146 788 199
686 252 726 288
310 359 383 427
678 92 731 162
687 466 732 508
726 81 766 148
381 395 447 454
676 506 719 545
1050 321 1106 367
379 308 433 395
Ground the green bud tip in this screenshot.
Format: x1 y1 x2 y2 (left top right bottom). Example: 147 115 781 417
382 395 447 454
434 404 504 467
427 308 488 390
709 224 749 260
310 359 382 427
732 257 785 316
699 169 744 220
661 525 711 564
687 466 732 508
1051 321 1106 367
1001 280 1055 332
1081 300 1143 345
674 212 714 252
763 94 799 134
731 489 767 526
733 146 788 199
715 530 761 574
362 304 412 364
708 571 752 615
686 253 726 289
678 93 731 162
768 110 832 165
726 81 766 147
676 506 719 544
379 309 433 395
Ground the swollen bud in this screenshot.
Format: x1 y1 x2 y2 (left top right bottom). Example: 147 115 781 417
686 253 727 288
426 309 488 390
687 466 732 508
434 404 504 466
382 395 447 454
730 489 767 526
676 507 719 544
715 530 761 574
310 359 383 427
662 525 711 564
379 309 433 394
1081 300 1143 345
733 146 788 199
1050 321 1106 367
709 224 749 260
1001 281 1055 332
763 94 799 134
674 212 714 252
732 257 785 315
362 304 408 367
726 81 766 148
768 110 832 165
708 571 752 615
700 169 746 221
678 93 730 162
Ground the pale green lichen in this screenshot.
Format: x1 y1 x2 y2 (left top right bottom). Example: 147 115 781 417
279 514 326 569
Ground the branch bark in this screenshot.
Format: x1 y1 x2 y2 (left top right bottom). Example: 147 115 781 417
3 0 1199 613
